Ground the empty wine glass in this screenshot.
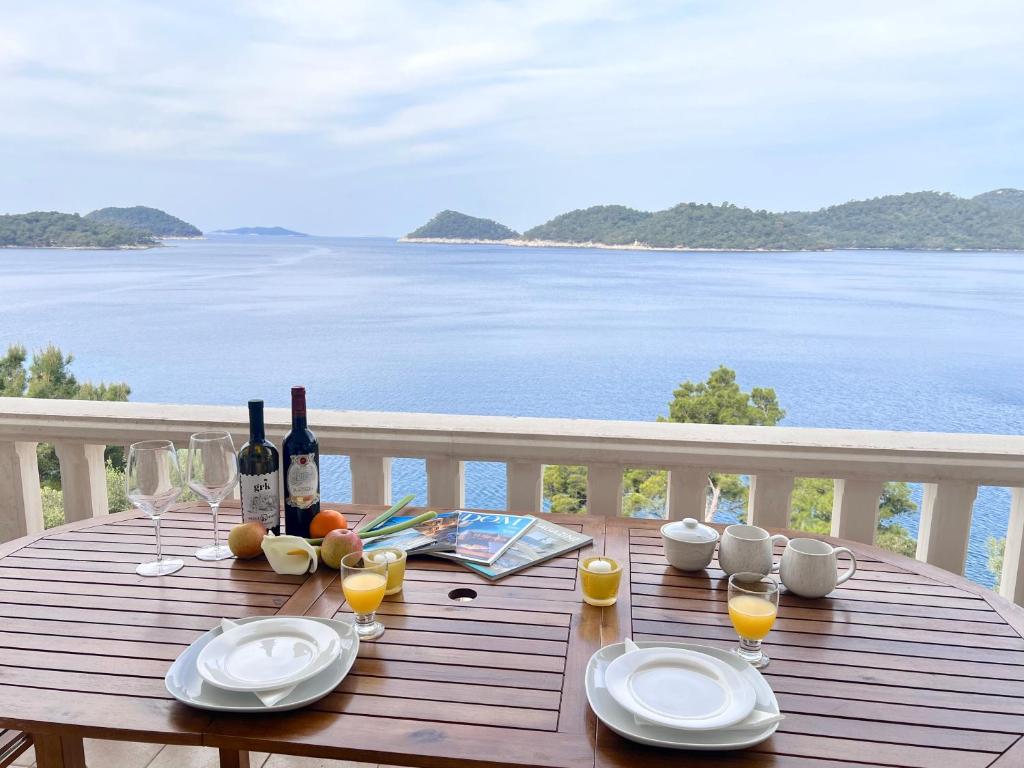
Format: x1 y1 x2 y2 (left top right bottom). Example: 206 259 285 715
186 431 239 561
127 440 185 577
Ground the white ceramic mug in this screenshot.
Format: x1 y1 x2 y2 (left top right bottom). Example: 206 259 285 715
718 525 789 576
780 538 857 598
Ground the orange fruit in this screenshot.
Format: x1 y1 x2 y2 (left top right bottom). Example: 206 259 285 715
309 509 348 538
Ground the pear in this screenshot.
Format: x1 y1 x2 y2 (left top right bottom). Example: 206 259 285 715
228 521 267 559
320 529 363 569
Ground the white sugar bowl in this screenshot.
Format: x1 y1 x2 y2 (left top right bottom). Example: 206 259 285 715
661 518 719 571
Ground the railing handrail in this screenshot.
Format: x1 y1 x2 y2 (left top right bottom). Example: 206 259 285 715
1 396 1023 606
1 397 1023 484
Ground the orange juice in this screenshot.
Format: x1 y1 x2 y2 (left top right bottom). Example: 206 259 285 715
343 571 387 613
728 594 777 640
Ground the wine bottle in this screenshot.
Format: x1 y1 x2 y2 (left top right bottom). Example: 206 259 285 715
238 399 281 535
283 385 320 537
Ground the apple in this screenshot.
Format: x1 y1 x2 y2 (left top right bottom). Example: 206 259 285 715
320 528 363 569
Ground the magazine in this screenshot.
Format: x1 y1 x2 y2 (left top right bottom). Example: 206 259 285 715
457 516 592 580
438 511 535 565
362 511 459 555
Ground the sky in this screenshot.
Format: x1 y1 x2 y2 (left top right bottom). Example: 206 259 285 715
1 0 1023 236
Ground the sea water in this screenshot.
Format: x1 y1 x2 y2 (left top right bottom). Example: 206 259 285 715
2 236 1022 585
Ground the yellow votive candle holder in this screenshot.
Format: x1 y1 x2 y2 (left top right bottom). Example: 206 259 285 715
579 556 622 606
369 547 407 595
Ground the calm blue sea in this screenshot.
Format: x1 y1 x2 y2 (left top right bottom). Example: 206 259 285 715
2 236 1023 586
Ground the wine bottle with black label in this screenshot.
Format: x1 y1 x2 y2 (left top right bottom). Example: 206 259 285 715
238 399 281 535
283 385 320 537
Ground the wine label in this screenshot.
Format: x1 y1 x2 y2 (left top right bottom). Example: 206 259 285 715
240 471 280 529
286 453 320 509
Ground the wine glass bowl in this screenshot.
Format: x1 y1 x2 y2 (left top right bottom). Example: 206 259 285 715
186 431 238 561
727 572 780 668
127 440 185 577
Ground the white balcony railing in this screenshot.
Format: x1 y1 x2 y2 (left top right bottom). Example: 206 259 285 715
1 396 1023 604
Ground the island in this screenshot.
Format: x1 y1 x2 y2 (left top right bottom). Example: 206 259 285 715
212 226 308 237
403 189 1024 251
85 206 202 238
0 211 157 249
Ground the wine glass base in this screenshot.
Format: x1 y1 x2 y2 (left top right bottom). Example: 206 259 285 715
734 647 770 668
137 559 184 577
353 620 385 640
195 544 234 561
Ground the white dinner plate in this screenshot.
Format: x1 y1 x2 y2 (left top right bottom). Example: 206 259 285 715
604 646 755 730
167 616 358 712
587 641 781 751
196 616 342 692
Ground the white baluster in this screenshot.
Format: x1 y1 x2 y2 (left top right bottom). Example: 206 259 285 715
426 457 464 509
0 441 43 540
916 481 978 574
667 468 710 521
53 441 108 523
507 461 543 513
998 488 1024 605
747 473 793 529
831 478 884 544
587 463 623 517
350 455 392 505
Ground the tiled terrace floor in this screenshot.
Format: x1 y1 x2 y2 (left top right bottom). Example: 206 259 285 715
12 740 376 768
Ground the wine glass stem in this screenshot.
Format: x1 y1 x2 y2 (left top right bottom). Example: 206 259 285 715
355 611 376 628
154 516 163 563
739 637 762 656
210 501 221 548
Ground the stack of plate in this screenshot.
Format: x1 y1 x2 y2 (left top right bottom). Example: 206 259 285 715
166 616 359 712
586 640 782 750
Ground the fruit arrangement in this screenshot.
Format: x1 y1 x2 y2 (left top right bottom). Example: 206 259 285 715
226 495 431 575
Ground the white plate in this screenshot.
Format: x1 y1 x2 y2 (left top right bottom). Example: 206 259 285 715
197 616 341 692
605 647 755 730
587 641 781 751
167 616 358 712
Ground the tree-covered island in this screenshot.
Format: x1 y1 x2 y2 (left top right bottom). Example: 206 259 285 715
404 188 1024 251
0 212 158 249
85 206 202 238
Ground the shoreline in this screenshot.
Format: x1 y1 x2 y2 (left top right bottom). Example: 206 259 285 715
1 243 161 250
398 237 1024 254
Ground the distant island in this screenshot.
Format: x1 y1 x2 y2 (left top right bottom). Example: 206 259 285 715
213 226 308 237
0 211 157 249
402 189 1024 251
85 206 202 238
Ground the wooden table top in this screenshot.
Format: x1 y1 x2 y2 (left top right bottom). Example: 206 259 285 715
1 504 1022 768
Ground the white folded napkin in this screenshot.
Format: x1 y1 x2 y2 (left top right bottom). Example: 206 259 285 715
621 637 785 731
218 618 297 707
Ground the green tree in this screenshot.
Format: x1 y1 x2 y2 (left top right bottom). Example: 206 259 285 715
0 344 130 511
544 365 918 556
988 537 1005 588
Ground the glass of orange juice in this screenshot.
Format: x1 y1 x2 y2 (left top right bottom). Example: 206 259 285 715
341 551 387 640
727 572 779 668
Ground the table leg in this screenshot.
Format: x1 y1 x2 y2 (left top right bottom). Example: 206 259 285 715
218 748 251 768
32 734 86 768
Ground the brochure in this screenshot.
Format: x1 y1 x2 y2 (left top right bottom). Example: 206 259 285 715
457 516 592 579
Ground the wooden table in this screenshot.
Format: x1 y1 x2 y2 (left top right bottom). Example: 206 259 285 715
0 505 1022 768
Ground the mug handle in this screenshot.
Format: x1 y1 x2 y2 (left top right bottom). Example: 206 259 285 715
833 546 857 585
769 534 789 572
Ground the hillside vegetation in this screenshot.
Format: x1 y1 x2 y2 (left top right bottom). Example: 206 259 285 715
407 210 519 240
408 189 1024 250
0 212 156 248
85 206 201 237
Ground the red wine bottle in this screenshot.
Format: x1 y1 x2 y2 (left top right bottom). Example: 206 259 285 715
238 399 281 535
283 386 320 537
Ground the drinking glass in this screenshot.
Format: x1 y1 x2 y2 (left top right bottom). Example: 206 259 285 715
727 572 780 668
341 551 387 640
366 547 407 596
127 440 185 577
186 431 239 561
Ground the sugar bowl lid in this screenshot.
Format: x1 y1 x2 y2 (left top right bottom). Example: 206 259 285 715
662 517 718 543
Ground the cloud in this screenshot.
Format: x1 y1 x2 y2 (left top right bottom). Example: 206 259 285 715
0 0 1022 171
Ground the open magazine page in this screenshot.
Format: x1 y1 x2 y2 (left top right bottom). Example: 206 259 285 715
460 516 592 579
363 512 459 554
446 512 535 564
